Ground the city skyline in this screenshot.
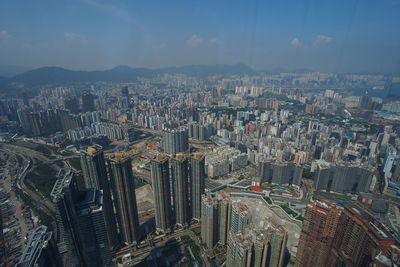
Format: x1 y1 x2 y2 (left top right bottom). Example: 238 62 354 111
1 0 400 73
2 1 400 266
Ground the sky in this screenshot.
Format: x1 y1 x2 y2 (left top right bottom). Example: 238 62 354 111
0 0 400 73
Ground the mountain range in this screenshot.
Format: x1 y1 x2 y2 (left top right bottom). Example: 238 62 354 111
0 63 258 96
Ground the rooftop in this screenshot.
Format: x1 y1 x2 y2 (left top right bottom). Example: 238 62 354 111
50 168 74 199
17 225 52 267
84 144 103 155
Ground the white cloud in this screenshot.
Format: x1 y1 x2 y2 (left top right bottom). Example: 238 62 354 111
291 38 302 48
186 34 203 47
0 30 9 39
314 34 333 47
208 38 220 47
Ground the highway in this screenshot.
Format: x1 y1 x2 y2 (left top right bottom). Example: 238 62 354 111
115 225 210 265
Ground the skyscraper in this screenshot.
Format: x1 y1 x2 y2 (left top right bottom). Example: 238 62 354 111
80 145 107 189
230 201 251 234
171 153 190 227
226 232 253 267
80 92 95 112
190 152 205 220
17 108 32 135
217 192 231 245
64 96 80 114
257 160 303 186
328 205 396 266
79 145 119 249
50 168 82 267
315 164 373 193
75 189 114 267
161 127 189 155
109 154 140 245
51 168 116 267
296 201 342 267
151 154 173 233
201 194 219 249
226 227 288 267
269 229 288 267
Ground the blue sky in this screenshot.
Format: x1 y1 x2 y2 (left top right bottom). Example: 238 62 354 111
0 0 400 73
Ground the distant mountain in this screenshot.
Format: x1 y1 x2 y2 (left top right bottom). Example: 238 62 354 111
12 66 156 86
0 64 257 93
0 64 31 77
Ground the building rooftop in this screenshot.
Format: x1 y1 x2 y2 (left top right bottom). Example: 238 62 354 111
345 204 396 240
84 144 103 155
153 153 168 163
175 153 185 160
191 152 204 160
75 189 103 216
50 168 74 199
17 225 52 267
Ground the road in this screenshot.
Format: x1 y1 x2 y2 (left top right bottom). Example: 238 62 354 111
1 144 56 214
0 144 60 238
116 227 201 256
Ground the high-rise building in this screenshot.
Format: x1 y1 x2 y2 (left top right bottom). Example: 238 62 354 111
171 153 190 227
16 225 61 267
190 153 205 220
315 164 373 193
80 145 107 189
230 201 251 234
75 189 114 267
217 192 231 245
188 123 215 140
51 168 116 267
50 168 82 267
268 228 288 267
226 227 288 267
80 92 95 112
297 201 399 267
161 127 189 155
151 154 173 233
328 205 396 266
109 154 140 245
79 145 119 249
201 194 219 249
296 201 342 267
64 97 80 114
121 86 129 97
256 160 303 187
17 108 32 135
226 232 253 267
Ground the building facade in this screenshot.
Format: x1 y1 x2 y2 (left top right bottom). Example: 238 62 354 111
190 153 205 220
171 153 190 227
109 154 140 245
151 154 173 232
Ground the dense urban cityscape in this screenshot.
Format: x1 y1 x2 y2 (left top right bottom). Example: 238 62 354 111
0 70 400 266
1 0 400 267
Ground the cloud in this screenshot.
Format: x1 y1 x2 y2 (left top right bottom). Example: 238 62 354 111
208 38 220 47
314 34 333 47
64 32 88 44
0 30 9 39
186 34 203 47
291 38 302 48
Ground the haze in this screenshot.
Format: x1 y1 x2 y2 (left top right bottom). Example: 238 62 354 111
1 0 400 73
